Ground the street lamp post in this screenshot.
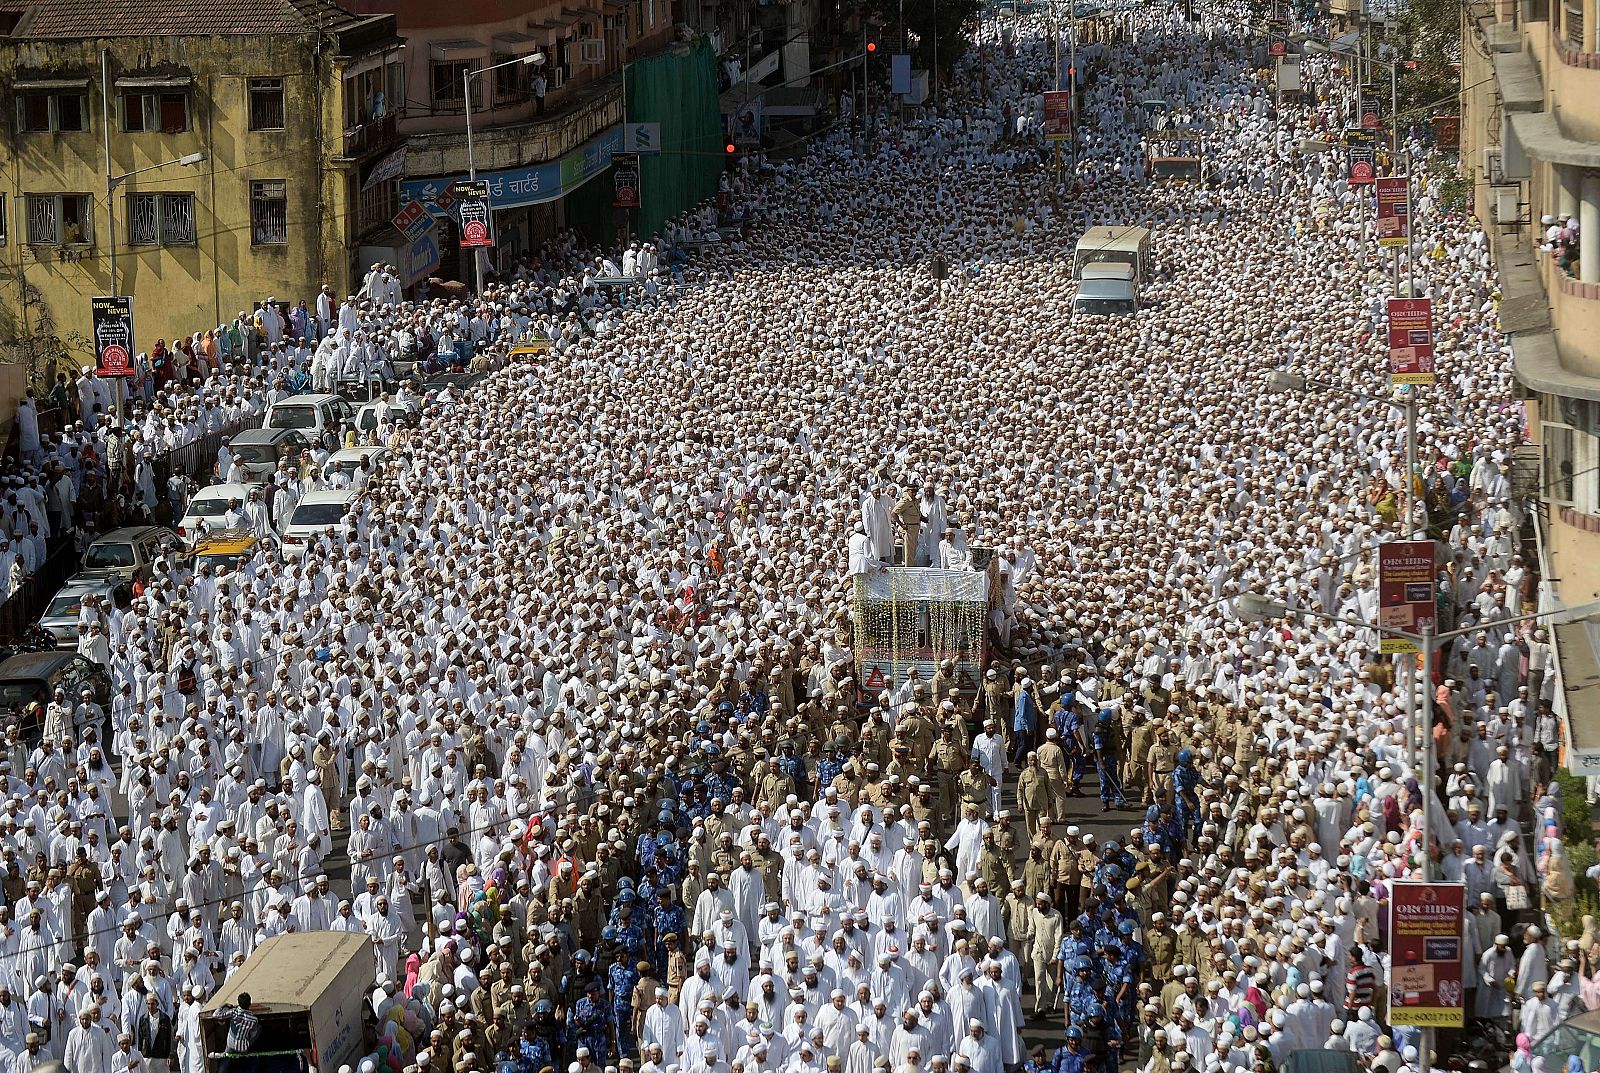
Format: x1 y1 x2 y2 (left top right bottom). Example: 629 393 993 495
101 149 207 425
1265 368 1425 771
106 152 208 298
464 52 545 295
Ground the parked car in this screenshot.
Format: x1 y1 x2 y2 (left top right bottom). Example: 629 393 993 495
0 650 110 739
178 483 262 542
226 427 310 483
38 578 125 648
280 489 358 561
265 393 355 441
76 525 179 581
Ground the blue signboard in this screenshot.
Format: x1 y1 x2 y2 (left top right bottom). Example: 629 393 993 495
401 228 441 288
402 126 622 216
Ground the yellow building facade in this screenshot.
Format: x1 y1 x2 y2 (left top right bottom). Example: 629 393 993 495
1462 0 1600 766
0 0 401 380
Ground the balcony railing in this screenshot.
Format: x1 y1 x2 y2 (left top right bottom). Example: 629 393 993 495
343 112 398 157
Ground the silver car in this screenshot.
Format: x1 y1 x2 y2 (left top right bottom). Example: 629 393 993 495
38 578 121 648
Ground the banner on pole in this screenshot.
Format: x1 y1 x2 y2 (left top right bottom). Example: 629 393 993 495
1042 91 1072 140
1377 540 1436 653
612 153 640 208
1388 881 1466 1028
1268 19 1287 55
1345 128 1376 184
1376 176 1409 248
1387 296 1436 386
91 296 136 379
1360 90 1383 130
454 179 494 248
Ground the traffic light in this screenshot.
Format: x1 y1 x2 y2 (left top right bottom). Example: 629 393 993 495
725 143 737 154
866 40 877 53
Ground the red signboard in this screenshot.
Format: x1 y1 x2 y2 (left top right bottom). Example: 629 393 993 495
1388 881 1466 1028
1375 176 1409 248
1387 296 1436 387
1377 540 1436 653
1042 91 1072 141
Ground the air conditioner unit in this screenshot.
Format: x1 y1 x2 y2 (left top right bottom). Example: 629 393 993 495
1483 147 1505 185
580 37 606 64
1493 185 1523 225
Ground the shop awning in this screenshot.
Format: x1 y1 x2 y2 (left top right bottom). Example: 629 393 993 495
431 38 490 60
493 30 545 54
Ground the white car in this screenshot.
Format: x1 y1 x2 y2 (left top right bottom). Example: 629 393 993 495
279 489 358 561
354 397 417 435
326 447 389 489
178 483 261 542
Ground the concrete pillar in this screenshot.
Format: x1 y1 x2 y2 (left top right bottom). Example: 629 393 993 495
1582 170 1600 284
1558 163 1581 221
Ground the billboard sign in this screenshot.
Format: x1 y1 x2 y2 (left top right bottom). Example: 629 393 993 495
1387 297 1436 386
454 179 493 248
91 296 136 379
1377 540 1437 654
1345 128 1376 184
613 153 640 208
1043 91 1072 141
1388 881 1466 1028
1376 176 1409 248
1360 90 1383 131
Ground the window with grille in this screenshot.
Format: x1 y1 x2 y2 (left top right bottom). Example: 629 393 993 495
1566 0 1585 45
127 193 195 245
431 61 479 109
493 58 529 101
249 78 285 131
25 194 92 245
250 180 288 245
357 178 400 235
122 90 190 133
26 195 56 244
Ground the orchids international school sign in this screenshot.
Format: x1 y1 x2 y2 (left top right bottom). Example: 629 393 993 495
1388 880 1466 1028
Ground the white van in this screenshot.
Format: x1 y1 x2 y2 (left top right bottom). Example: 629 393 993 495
1072 278 1139 316
178 483 262 542
1074 225 1152 282
265 393 355 440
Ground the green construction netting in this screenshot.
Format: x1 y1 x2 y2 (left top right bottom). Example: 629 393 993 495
564 163 620 245
625 38 724 239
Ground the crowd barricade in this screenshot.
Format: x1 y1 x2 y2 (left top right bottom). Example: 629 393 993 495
0 411 261 643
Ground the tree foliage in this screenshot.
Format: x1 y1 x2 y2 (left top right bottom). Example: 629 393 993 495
863 0 984 82
1396 0 1463 118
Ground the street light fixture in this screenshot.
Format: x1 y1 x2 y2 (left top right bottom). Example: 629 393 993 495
463 51 547 294
107 150 209 296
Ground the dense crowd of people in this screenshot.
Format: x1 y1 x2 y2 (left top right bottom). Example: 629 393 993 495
0 4 1592 1073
